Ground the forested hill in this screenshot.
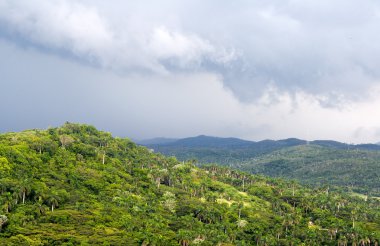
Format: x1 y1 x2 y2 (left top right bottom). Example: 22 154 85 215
0 123 380 245
141 136 380 196
238 145 380 196
141 135 380 161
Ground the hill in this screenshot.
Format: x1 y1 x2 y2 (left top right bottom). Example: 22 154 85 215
144 135 380 156
142 136 380 196
239 145 380 196
0 123 379 245
145 136 308 164
143 136 380 164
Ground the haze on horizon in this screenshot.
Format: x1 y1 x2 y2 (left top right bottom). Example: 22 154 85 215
1 0 380 144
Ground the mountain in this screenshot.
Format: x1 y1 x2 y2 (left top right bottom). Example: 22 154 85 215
143 135 380 153
144 136 308 164
141 135 380 196
356 143 380 150
147 135 308 149
312 140 380 151
135 137 178 145
156 135 255 148
309 140 349 149
1 123 379 245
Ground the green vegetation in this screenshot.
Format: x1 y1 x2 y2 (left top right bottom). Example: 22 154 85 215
0 123 379 245
147 138 380 197
238 145 380 196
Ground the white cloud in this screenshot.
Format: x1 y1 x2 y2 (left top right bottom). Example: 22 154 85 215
0 0 113 62
237 84 380 143
0 0 235 73
148 27 212 66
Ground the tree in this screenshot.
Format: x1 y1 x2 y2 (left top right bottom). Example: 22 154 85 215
162 191 176 213
2 192 13 213
0 215 8 232
59 135 74 149
35 200 46 216
0 123 380 244
351 206 358 229
18 180 31 204
0 157 11 176
30 135 57 154
48 196 59 212
177 229 193 246
237 219 248 228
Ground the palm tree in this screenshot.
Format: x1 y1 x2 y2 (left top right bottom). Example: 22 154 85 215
18 179 31 204
35 202 46 216
290 180 297 197
12 191 19 205
351 206 358 229
177 229 192 246
34 195 46 216
282 214 294 234
19 186 29 204
236 202 244 219
48 196 59 212
328 228 338 240
338 236 348 246
359 237 370 246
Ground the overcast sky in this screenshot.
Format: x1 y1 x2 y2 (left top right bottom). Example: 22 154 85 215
1 0 380 143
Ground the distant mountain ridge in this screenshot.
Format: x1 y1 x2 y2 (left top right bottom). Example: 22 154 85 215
140 135 380 151
139 135 380 167
148 135 255 148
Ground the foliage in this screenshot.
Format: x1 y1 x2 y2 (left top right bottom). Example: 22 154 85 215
239 145 380 196
147 138 380 196
0 123 379 245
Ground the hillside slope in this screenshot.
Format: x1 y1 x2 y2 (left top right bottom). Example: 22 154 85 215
0 123 379 245
235 145 380 196
143 137 380 196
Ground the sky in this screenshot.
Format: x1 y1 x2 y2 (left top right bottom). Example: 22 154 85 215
1 0 380 143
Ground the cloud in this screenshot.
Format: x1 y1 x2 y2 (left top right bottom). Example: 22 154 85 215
0 0 235 74
2 38 380 143
236 84 380 143
147 26 236 70
2 0 380 106
2 0 380 143
167 0 380 103
0 0 113 63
